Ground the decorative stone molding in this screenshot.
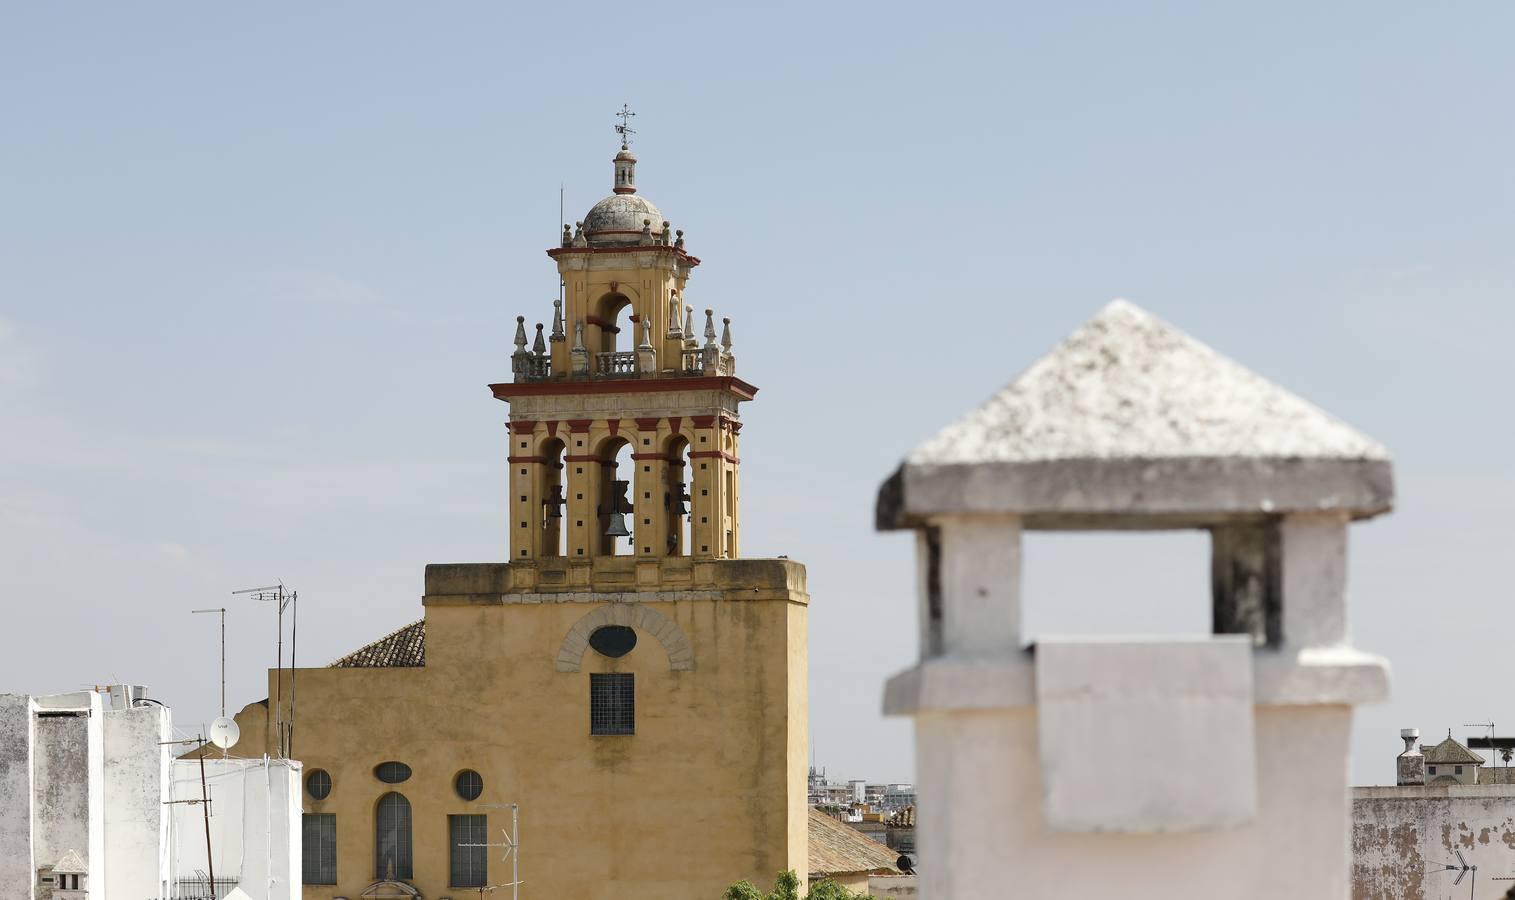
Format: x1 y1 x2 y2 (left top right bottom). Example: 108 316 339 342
555 603 694 672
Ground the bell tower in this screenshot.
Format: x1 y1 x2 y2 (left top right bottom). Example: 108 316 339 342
490 127 751 561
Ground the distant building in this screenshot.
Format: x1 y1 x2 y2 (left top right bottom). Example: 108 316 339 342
1355 727 1515 899
807 808 900 894
208 131 811 900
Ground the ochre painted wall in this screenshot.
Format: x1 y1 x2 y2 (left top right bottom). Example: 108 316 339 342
224 558 808 900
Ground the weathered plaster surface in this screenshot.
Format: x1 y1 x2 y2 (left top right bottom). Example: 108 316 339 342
0 694 36 897
105 705 170 899
909 300 1387 465
33 714 91 871
1353 786 1515 899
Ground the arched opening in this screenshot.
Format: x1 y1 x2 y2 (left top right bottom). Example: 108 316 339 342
374 791 413 879
664 435 692 556
596 436 634 556
540 437 566 556
593 293 631 355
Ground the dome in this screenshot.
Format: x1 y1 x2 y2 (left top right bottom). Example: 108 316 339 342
583 193 665 244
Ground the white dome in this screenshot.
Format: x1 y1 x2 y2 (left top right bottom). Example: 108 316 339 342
582 193 665 245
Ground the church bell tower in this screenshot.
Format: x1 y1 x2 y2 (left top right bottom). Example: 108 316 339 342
490 122 751 562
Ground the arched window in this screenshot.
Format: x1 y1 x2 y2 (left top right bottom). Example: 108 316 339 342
597 437 634 557
540 438 566 556
375 792 413 879
665 435 692 556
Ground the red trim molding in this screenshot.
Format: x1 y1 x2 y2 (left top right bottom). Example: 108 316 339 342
565 454 604 463
567 419 592 433
546 420 560 437
669 416 682 434
690 415 716 428
508 455 547 463
607 419 621 436
490 376 759 402
510 420 538 434
630 453 670 461
635 417 661 431
689 450 740 464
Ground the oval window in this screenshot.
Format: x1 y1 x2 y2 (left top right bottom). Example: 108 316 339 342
306 769 332 800
455 769 483 801
374 761 412 784
589 625 637 658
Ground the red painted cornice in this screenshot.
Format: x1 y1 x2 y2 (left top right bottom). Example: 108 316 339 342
490 376 758 402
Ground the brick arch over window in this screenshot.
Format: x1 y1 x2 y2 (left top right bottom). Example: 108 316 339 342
555 603 694 673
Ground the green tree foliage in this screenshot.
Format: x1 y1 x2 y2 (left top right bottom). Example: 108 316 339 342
723 870 873 900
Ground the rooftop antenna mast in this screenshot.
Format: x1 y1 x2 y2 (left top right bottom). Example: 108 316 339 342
1466 720 1501 782
233 582 298 758
461 803 522 900
162 736 216 897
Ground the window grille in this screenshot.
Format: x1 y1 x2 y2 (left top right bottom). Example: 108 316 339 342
306 769 332 800
455 769 483 801
374 761 412 784
302 814 337 884
590 672 634 735
449 814 488 887
374 792 413 878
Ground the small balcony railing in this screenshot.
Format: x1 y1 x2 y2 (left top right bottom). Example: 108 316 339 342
596 351 637 376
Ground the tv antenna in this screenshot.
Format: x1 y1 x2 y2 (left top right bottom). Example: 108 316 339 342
1465 721 1507 783
460 803 522 900
1429 850 1478 898
162 735 217 896
233 582 298 758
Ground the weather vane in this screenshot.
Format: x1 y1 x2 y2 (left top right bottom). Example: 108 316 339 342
615 103 636 149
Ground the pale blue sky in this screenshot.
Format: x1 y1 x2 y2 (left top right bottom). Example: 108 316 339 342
1 3 1510 784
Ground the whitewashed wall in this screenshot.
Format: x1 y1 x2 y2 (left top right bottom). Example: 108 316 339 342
170 757 301 900
104 704 172 899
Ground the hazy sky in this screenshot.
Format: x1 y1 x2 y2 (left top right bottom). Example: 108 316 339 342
2 3 1511 786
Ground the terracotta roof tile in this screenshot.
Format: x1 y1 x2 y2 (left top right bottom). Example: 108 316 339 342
329 619 425 668
1423 735 1485 765
808 808 899 877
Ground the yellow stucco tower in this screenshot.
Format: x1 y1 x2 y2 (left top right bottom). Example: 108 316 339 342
494 134 747 562
206 127 809 900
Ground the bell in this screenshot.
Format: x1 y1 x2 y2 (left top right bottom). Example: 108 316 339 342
672 481 691 517
605 513 631 538
544 484 565 519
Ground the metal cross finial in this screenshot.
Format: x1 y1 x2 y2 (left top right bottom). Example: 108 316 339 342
615 103 637 148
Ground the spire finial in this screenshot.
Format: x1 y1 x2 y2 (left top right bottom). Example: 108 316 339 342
513 315 527 353
615 103 637 150
721 316 732 351
685 305 695 340
551 298 565 341
532 323 547 356
703 308 718 348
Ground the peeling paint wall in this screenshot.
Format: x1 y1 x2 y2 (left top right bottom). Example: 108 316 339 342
1353 785 1515 899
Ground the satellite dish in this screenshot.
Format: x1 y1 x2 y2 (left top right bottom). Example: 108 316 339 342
209 716 240 750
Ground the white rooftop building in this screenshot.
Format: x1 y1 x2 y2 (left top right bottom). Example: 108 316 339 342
878 300 1393 900
0 685 299 900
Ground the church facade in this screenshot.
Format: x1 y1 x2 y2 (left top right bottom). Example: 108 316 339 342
216 131 809 900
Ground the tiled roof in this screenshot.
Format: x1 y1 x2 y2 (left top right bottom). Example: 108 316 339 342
808 808 899 877
329 619 425 668
887 806 914 828
1423 735 1485 765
